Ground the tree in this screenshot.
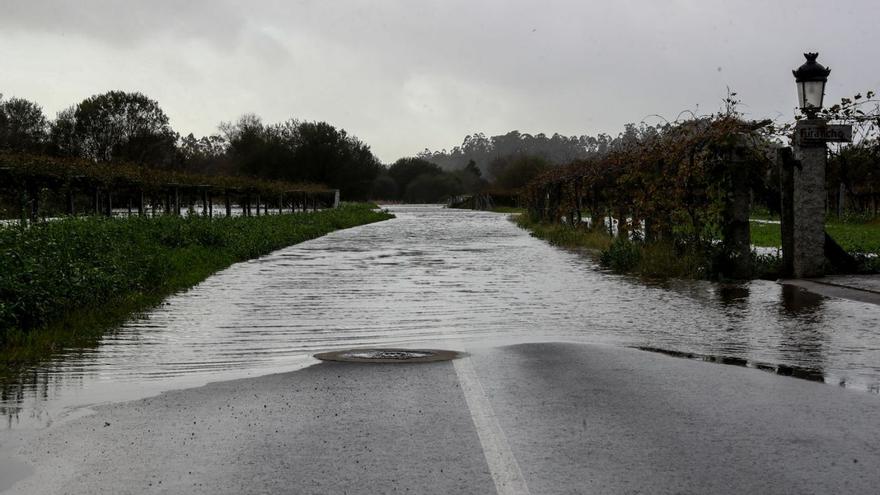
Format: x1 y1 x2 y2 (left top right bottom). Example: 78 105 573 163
453 159 487 195
48 107 80 158
0 95 48 153
404 173 463 203
54 90 178 166
464 159 481 178
387 158 443 198
221 114 293 179
371 173 398 200
222 116 382 199
490 155 550 190
177 133 231 175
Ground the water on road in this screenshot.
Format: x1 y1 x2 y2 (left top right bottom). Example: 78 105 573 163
3 205 879 429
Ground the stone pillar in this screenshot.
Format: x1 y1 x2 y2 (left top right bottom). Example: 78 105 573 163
792 120 827 278
777 147 795 277
722 145 752 279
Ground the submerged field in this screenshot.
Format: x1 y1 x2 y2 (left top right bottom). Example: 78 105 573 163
0 203 393 361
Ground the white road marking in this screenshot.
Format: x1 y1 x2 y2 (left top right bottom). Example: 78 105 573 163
453 356 531 495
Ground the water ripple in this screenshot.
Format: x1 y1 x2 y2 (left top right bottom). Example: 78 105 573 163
2 205 880 429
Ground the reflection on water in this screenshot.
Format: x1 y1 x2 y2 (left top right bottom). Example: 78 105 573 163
2 205 880 429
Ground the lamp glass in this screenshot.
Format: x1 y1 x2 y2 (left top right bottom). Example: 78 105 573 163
799 79 826 112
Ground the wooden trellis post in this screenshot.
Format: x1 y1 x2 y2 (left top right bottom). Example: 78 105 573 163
66 186 76 216
201 187 209 216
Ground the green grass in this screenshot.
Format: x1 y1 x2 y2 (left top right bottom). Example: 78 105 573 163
749 222 783 248
750 220 880 253
0 203 393 366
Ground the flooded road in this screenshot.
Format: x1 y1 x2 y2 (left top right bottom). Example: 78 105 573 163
2 205 880 429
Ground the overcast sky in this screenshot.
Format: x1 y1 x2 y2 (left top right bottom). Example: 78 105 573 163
2 0 879 163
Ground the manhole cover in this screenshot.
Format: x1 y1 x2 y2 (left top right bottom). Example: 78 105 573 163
313 348 460 363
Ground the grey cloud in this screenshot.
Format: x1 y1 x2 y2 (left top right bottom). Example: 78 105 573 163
0 0 247 48
2 0 880 162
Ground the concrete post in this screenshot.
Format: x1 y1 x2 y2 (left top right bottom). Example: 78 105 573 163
792 119 827 278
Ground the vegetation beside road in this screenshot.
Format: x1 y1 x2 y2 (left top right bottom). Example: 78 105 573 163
515 211 879 280
514 214 715 279
0 203 392 363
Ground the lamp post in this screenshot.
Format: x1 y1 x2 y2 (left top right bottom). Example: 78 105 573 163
780 53 853 278
792 53 830 119
786 53 834 278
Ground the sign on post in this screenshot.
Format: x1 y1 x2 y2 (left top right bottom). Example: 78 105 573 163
796 124 853 145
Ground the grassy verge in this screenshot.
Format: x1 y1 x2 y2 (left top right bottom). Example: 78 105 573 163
514 215 770 280
513 214 612 251
0 203 393 367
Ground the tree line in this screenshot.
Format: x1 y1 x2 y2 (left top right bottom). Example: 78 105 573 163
5 89 877 207
0 91 381 200
415 92 880 214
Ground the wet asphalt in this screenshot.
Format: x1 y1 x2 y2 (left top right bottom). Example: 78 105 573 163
4 342 880 494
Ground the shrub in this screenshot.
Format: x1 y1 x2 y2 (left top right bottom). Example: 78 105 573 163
599 237 641 272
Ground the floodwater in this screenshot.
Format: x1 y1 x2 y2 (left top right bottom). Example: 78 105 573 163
2 205 880 429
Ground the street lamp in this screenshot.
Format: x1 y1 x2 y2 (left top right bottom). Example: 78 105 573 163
792 52 831 119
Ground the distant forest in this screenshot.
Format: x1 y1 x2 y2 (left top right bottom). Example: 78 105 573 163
411 125 658 194
418 130 613 175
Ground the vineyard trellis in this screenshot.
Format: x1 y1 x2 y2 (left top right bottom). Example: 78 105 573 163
522 115 773 278
0 152 340 223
